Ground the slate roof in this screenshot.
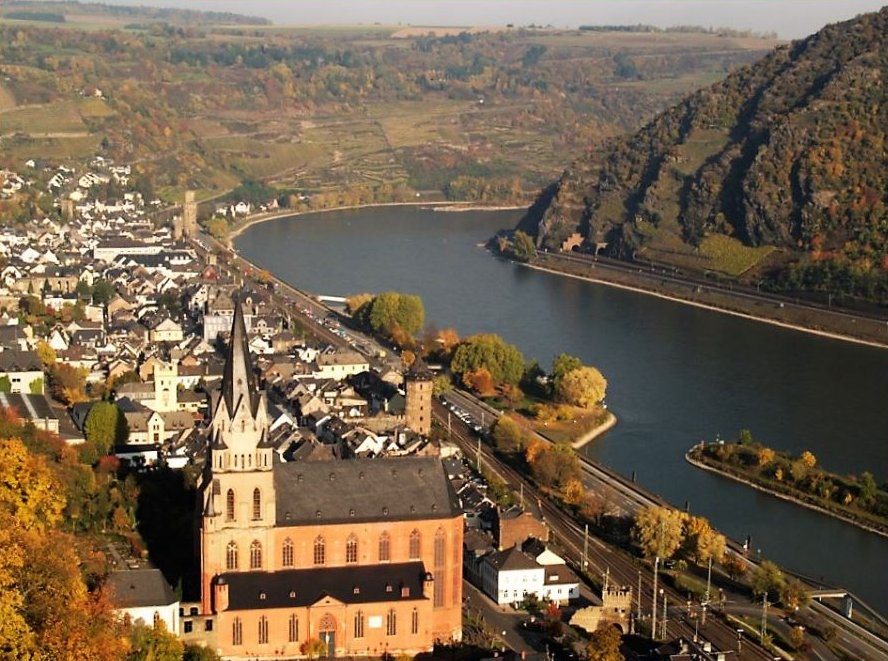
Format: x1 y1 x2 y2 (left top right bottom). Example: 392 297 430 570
484 546 540 572
221 301 260 417
274 456 460 526
221 562 428 610
0 393 57 421
107 568 177 609
0 349 41 372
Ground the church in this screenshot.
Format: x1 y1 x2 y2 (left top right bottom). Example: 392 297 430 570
197 303 463 658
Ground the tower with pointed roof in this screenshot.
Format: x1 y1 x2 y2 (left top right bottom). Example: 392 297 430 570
199 301 276 613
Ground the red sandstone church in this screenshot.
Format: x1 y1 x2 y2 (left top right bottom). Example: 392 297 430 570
196 303 463 658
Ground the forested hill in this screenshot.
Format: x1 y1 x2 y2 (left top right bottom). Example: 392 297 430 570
0 0 269 26
525 8 888 304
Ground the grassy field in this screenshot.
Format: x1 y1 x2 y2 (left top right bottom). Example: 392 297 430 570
0 100 86 134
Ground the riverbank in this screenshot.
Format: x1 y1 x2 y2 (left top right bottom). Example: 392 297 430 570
686 449 888 540
523 260 888 350
228 201 529 248
570 410 617 449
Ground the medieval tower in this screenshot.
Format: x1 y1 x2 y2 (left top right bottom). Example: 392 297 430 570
404 359 433 436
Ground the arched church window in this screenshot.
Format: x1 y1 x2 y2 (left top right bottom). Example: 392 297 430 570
282 538 294 567
250 540 262 569
346 534 358 564
226 489 235 521
313 536 326 566
252 488 261 520
226 541 238 570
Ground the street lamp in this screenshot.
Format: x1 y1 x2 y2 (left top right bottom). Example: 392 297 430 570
737 629 743 652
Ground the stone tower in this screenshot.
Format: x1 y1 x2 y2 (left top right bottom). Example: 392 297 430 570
152 359 178 413
199 301 276 614
183 190 198 238
404 358 433 436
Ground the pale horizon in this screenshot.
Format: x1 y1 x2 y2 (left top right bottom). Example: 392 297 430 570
64 0 888 39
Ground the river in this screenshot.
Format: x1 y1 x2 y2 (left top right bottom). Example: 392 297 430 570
236 205 888 615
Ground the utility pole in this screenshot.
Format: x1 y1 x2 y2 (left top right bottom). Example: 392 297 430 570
603 567 609 591
760 595 768 645
705 556 712 604
519 483 524 509
651 556 659 639
582 524 589 570
477 437 482 474
447 411 451 440
636 570 642 623
661 592 668 640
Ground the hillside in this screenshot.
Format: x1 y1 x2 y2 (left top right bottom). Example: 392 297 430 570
0 10 776 217
526 8 888 305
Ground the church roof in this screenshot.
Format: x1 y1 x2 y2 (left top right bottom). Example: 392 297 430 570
221 562 427 610
220 300 260 418
274 456 460 526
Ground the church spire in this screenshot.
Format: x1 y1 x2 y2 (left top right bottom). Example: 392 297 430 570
220 300 259 417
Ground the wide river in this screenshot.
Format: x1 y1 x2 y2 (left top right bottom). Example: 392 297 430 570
237 206 888 615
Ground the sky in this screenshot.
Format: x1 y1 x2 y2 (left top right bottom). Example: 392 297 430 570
92 0 888 39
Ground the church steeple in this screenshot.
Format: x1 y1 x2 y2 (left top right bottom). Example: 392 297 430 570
221 300 260 418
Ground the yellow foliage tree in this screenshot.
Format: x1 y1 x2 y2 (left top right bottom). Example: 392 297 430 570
632 506 684 560
561 478 586 506
682 515 726 566
800 451 817 469
0 438 65 532
756 447 775 467
554 366 607 408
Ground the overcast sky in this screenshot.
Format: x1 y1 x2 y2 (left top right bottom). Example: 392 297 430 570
94 0 888 39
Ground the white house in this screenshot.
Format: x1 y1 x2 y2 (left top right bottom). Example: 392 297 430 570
107 569 179 632
313 350 369 380
480 546 580 606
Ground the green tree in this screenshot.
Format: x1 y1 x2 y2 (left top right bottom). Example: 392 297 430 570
551 353 582 383
586 623 625 661
554 366 607 408
128 621 184 661
432 375 453 396
737 429 754 446
633 506 684 560
84 402 128 456
751 560 785 599
510 230 537 262
492 415 526 454
91 279 115 306
0 376 10 393
451 334 525 387
29 377 44 395
367 292 425 339
184 644 221 661
858 471 878 505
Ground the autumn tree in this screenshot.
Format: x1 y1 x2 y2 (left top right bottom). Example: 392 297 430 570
779 577 810 611
554 366 608 408
346 292 373 317
756 446 775 467
84 402 128 456
301 638 327 660
681 515 726 566
35 340 57 368
48 363 87 405
0 437 65 532
723 553 748 580
633 506 684 560
528 443 581 490
585 623 625 661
